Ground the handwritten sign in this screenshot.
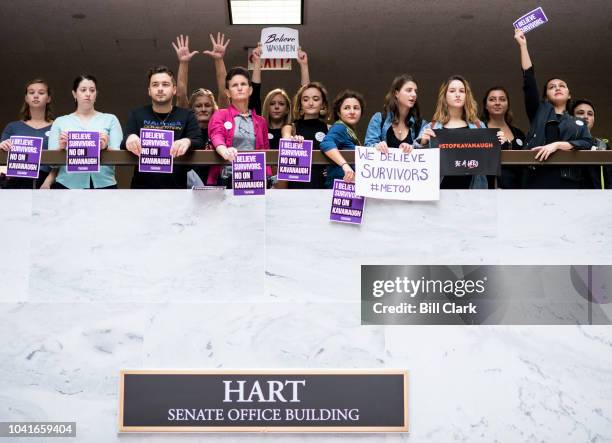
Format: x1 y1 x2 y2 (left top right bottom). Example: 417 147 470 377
260 27 299 59
139 129 174 173
233 151 266 196
513 7 548 34
248 48 292 71
277 138 312 182
355 147 440 201
330 180 365 225
430 129 501 176
66 131 100 173
6 136 43 179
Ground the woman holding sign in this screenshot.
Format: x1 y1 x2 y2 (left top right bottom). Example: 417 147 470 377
320 90 365 187
281 81 331 189
1 78 54 189
47 74 123 189
365 75 431 153
424 75 506 189
481 87 527 188
514 29 592 188
207 67 272 187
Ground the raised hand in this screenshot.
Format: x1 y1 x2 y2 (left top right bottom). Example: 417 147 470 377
251 43 262 64
172 35 199 62
297 47 308 66
203 32 230 59
514 28 527 47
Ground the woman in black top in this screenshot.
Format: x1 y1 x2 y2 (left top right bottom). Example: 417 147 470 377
281 82 330 189
514 29 592 188
481 86 527 188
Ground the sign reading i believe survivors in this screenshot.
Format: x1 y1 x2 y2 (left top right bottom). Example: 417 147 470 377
277 138 312 182
66 131 100 173
513 7 548 34
119 369 408 432
139 129 174 173
6 136 43 179
233 151 266 196
330 179 365 225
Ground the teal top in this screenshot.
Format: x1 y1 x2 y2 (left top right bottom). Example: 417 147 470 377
48 112 123 189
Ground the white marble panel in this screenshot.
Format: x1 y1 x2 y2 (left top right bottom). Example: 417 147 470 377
0 190 32 302
23 190 265 302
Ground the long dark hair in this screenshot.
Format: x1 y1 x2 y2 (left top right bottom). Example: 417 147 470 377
481 86 514 125
19 78 53 122
383 75 421 124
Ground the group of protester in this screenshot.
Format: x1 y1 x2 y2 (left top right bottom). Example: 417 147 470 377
1 29 609 190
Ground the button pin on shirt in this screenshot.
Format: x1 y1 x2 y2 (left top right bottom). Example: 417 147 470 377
224 121 233 130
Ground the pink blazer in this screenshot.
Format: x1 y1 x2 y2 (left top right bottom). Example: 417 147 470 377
207 105 271 185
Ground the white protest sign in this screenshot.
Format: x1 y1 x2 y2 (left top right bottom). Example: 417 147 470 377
260 27 299 59
355 147 440 201
247 48 292 71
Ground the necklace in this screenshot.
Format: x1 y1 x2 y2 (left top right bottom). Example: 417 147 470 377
393 123 407 139
154 111 171 124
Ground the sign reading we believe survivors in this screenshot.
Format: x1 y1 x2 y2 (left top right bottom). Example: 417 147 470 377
233 151 266 196
277 138 312 182
139 129 173 174
430 128 501 176
260 27 299 59
513 7 548 34
355 147 439 201
330 180 365 225
119 369 408 432
66 131 100 173
6 136 43 179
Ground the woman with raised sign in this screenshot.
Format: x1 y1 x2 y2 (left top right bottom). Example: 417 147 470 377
207 67 272 187
319 90 365 187
570 99 610 189
481 86 527 188
365 74 431 153
514 29 592 188
47 74 123 189
1 78 54 189
256 46 310 149
424 75 506 189
281 81 330 188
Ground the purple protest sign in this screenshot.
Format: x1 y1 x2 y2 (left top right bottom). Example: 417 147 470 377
66 131 100 173
513 7 548 34
6 136 43 179
232 151 266 196
139 128 174 173
330 179 365 225
277 138 312 182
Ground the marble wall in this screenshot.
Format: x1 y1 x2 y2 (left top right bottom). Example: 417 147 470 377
1 190 611 442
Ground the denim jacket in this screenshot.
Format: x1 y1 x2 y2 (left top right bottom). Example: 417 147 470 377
365 112 428 147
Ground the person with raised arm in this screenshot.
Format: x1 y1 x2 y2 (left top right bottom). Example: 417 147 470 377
319 90 365 187
47 75 122 189
258 47 310 149
365 74 431 154
1 79 54 189
514 28 592 188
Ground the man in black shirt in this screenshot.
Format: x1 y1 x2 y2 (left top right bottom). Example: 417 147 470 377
123 65 204 188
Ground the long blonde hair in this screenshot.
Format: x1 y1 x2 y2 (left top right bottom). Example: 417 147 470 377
262 88 291 126
432 75 479 125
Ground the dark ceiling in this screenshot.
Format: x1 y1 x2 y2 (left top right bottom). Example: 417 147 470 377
1 0 611 137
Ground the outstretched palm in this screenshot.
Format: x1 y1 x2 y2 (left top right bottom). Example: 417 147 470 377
203 32 230 59
172 34 198 62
